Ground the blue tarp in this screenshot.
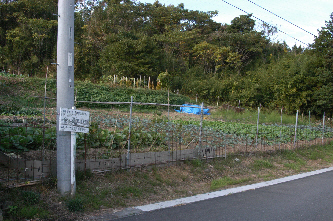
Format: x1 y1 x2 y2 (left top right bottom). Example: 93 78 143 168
175 104 210 115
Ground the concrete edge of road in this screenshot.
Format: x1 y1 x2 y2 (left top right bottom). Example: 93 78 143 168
132 166 333 213
106 167 333 219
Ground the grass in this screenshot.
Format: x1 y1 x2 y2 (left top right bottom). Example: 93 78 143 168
210 177 253 190
2 75 325 126
2 141 333 220
259 173 276 181
0 76 193 116
186 159 204 168
18 206 49 219
251 159 275 170
211 108 315 125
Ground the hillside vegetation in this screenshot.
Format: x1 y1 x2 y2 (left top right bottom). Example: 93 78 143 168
1 0 333 116
0 74 193 116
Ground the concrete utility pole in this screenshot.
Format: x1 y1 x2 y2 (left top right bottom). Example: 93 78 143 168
56 0 75 195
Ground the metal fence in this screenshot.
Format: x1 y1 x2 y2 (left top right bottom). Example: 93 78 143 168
1 95 333 187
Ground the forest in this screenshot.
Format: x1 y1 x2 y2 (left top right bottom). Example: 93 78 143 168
1 0 333 116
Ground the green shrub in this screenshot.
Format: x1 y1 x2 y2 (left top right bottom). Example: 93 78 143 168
252 160 274 170
66 197 84 212
21 191 40 205
210 177 252 190
19 206 49 219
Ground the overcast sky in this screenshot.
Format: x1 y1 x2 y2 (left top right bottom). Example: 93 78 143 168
141 0 333 48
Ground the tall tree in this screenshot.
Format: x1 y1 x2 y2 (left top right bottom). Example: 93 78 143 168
309 12 333 115
0 0 57 75
210 14 270 75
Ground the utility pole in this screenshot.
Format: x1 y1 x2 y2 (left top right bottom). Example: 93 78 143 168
57 0 75 195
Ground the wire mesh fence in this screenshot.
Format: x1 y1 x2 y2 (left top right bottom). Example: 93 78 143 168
1 95 333 187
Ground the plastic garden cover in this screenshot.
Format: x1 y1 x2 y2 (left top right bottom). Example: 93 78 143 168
175 104 210 115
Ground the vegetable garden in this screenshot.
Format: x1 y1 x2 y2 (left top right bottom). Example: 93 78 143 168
1 76 333 187
1 98 333 188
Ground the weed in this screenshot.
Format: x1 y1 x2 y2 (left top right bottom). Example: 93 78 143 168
76 169 93 183
155 174 164 183
142 173 149 180
252 159 274 170
45 176 57 188
279 149 306 171
148 179 162 187
281 150 300 161
114 186 142 198
84 195 104 210
66 197 84 212
100 189 111 198
210 177 252 190
188 159 203 167
298 144 333 162
113 199 126 207
211 160 225 172
309 151 326 160
21 191 40 205
284 163 300 171
211 109 310 125
260 173 275 181
7 205 18 216
19 206 49 219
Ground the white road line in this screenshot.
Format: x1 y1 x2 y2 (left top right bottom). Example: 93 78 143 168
135 167 333 212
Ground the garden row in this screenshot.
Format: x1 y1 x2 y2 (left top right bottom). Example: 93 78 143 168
1 114 332 155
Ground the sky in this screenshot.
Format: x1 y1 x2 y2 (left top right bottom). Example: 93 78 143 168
141 0 333 48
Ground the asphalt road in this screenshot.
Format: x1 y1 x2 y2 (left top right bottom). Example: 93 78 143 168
109 169 333 221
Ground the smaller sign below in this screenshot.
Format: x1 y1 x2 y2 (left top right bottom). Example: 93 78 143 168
59 108 89 133
68 53 72 66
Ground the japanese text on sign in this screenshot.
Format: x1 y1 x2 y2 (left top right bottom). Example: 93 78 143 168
59 108 90 133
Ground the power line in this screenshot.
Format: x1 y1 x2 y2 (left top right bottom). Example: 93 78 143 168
220 0 310 46
247 0 316 37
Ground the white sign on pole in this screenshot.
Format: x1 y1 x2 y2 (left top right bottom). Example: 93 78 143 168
59 108 90 133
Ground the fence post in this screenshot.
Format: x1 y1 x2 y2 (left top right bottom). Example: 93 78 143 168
41 68 48 181
42 68 48 163
322 112 325 145
256 107 260 148
199 103 204 157
179 126 182 162
306 111 311 145
294 110 299 148
126 96 133 168
84 133 87 175
168 90 171 152
279 108 283 150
